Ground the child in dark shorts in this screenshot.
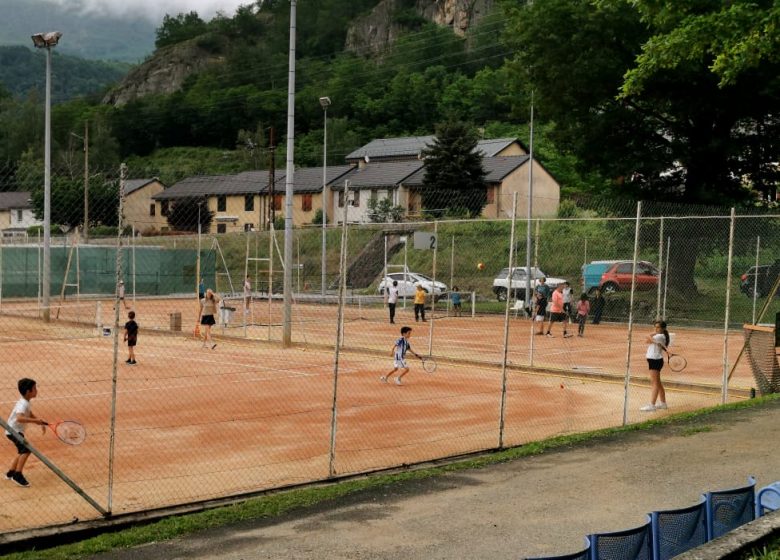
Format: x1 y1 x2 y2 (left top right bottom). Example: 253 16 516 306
124 310 138 365
5 378 46 487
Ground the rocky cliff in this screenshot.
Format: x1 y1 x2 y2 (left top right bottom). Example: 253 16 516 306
102 40 223 107
346 0 495 56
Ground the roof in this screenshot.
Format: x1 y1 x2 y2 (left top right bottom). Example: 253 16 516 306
345 136 521 161
153 171 283 200
331 161 424 190
0 192 33 210
403 156 530 186
124 178 163 196
271 165 355 193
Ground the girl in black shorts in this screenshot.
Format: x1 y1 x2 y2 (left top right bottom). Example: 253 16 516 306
641 321 669 411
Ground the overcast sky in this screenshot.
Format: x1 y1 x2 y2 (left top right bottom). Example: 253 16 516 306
47 0 252 23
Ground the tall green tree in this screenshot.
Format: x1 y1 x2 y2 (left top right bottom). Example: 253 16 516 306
167 197 214 232
420 122 486 217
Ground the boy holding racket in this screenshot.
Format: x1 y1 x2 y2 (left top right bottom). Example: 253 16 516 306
380 326 421 386
5 378 46 487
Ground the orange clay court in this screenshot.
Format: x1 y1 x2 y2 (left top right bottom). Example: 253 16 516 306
0 297 750 533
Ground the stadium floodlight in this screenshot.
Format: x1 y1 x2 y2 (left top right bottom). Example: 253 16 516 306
31 30 62 322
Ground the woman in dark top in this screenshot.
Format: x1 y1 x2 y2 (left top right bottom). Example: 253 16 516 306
591 288 605 325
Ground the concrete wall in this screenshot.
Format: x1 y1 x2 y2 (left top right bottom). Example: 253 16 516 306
332 188 394 223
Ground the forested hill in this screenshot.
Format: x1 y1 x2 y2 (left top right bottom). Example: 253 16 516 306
0 0 155 62
0 46 129 102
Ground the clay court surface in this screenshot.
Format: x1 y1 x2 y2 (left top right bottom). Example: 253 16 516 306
0 297 753 534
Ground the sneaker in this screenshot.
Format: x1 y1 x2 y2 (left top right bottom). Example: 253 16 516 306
395 377 403 386
12 472 29 487
6 470 14 480
563 333 573 338
211 343 217 350
130 360 137 365
577 334 584 337
380 376 388 383
125 359 132 364
640 404 656 412
655 402 668 410
546 333 554 337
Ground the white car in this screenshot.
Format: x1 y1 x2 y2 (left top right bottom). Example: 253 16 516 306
492 267 566 302
378 272 448 301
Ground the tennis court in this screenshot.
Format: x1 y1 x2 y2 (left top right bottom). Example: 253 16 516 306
0 296 743 535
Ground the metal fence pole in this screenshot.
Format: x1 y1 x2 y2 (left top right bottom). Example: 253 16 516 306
427 221 438 356
622 201 642 426
662 236 670 320
721 208 736 403
752 235 760 324
449 235 455 315
656 217 664 319
499 193 518 448
328 180 350 477
530 219 540 366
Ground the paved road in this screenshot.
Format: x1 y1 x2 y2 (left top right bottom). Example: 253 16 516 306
90 401 780 559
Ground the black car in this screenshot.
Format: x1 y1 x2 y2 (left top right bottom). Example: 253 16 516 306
740 260 780 298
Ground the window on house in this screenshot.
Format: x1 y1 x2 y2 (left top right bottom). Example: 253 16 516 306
245 195 254 211
16 210 23 221
149 203 156 216
370 190 378 202
161 200 169 216
217 223 227 233
338 191 344 207
274 195 283 211
217 196 227 212
486 186 495 204
302 194 312 212
352 190 360 208
244 223 254 232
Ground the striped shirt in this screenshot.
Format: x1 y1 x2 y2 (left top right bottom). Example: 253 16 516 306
394 337 411 361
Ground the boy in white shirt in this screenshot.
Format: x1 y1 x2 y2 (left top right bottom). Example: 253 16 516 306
5 378 47 487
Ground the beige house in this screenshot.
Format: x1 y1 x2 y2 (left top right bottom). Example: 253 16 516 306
345 136 559 218
152 166 354 233
0 192 41 237
122 178 167 234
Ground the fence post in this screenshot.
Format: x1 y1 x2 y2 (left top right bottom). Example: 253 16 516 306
656 217 664 320
427 220 438 356
499 193 518 449
622 201 642 426
530 219 540 366
752 235 760 325
663 236 670 320
722 208 736 403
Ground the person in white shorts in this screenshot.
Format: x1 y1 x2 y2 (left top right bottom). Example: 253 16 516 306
380 326 420 386
641 321 670 411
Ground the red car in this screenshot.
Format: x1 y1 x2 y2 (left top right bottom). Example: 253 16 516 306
599 261 660 293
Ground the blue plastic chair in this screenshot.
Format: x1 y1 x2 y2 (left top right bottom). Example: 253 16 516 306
526 537 591 560
704 476 756 540
756 482 780 517
650 498 708 560
589 515 653 560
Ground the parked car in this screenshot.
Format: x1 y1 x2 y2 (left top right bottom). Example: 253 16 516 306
582 260 660 294
740 260 780 298
378 271 448 301
492 267 566 302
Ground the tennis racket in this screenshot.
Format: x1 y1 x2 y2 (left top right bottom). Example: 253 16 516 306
666 352 687 372
47 420 87 446
419 355 437 373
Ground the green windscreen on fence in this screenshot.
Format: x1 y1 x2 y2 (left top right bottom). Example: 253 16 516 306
0 244 216 298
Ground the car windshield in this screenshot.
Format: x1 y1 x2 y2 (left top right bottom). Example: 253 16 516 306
413 273 433 282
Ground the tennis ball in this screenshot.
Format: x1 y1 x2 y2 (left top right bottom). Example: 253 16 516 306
477 262 485 271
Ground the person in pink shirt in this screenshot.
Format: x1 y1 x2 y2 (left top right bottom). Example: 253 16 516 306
546 284 571 338
575 293 591 337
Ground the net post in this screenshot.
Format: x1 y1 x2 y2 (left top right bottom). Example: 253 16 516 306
752 236 760 325
471 291 476 318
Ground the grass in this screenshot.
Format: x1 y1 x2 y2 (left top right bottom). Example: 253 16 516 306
3 394 780 560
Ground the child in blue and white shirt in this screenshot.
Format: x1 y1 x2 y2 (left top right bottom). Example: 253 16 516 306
380 326 420 386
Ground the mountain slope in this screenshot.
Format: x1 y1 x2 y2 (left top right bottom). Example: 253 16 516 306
0 0 155 62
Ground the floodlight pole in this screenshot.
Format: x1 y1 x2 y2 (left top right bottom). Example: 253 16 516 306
524 92 534 309
282 0 297 347
32 32 62 322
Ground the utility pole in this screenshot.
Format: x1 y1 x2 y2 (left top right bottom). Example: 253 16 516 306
282 0 297 347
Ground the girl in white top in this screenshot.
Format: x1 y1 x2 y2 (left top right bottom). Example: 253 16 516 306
641 321 669 411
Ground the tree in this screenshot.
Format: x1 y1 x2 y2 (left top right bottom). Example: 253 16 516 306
155 12 209 48
420 122 487 218
167 197 213 232
367 197 404 223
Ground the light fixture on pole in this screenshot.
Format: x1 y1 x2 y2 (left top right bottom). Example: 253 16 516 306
319 96 331 296
32 30 62 322
70 122 89 242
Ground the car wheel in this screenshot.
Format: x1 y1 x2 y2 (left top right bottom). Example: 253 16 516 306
601 282 619 294
496 287 507 302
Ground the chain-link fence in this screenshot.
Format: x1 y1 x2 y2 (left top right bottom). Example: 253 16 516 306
1 163 779 538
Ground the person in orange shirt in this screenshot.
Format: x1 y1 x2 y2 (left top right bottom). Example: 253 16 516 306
546 284 571 338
